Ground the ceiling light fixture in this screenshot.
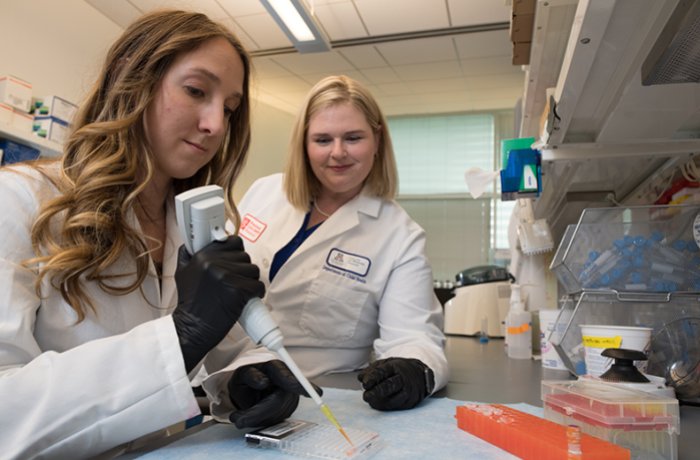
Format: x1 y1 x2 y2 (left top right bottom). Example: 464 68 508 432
260 0 331 53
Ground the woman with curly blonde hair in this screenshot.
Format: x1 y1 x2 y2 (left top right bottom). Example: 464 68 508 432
0 10 308 458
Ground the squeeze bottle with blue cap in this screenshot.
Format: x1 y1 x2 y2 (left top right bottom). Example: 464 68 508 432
505 284 532 359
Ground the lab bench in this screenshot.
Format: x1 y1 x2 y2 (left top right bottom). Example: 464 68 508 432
123 336 700 459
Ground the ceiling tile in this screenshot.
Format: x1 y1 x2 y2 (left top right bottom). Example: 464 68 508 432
394 60 463 82
236 13 292 49
270 51 354 75
464 74 525 90
453 30 512 59
254 76 310 94
129 0 228 19
297 70 367 86
217 0 267 16
82 0 526 116
338 45 387 69
216 17 259 51
376 36 457 66
313 1 367 40
404 78 471 93
355 0 449 35
85 0 142 28
251 57 296 79
470 86 522 101
460 56 520 77
448 0 511 27
375 81 413 96
360 67 401 85
470 97 518 111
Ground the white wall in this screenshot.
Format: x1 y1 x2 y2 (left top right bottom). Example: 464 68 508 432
235 99 294 201
0 0 293 200
0 0 120 104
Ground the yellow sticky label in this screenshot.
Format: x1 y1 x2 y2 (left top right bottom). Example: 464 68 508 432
582 335 622 349
507 323 531 335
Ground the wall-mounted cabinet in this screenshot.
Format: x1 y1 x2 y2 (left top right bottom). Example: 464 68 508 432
519 0 700 241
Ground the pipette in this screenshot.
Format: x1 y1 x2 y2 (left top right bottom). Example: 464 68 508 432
174 186 353 447
239 298 354 447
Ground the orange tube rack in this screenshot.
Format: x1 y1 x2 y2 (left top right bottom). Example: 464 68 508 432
456 404 630 460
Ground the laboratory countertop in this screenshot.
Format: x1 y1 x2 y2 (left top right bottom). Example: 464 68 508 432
126 336 700 459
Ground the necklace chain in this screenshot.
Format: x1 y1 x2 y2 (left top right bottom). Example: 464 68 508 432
313 200 331 217
137 197 165 224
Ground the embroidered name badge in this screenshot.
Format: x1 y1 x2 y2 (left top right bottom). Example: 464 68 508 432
326 248 371 277
239 213 267 242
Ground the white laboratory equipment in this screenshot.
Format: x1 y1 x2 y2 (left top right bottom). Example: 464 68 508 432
444 283 510 337
444 266 511 337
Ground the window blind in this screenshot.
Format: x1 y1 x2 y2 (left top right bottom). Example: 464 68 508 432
388 114 495 195
389 110 514 280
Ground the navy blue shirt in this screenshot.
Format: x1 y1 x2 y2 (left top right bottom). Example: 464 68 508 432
269 211 321 282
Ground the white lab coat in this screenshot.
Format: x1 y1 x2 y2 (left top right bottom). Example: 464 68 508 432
232 174 448 391
0 165 249 459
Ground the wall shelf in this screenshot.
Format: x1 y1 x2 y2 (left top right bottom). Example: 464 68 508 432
518 0 700 242
0 121 62 158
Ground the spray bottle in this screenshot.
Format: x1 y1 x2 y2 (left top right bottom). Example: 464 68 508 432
505 283 532 359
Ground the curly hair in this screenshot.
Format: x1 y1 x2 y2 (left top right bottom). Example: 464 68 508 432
24 10 252 321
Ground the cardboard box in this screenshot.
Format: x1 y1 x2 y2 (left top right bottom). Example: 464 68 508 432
11 108 33 133
33 116 69 144
512 0 536 15
34 95 78 124
512 42 531 65
510 13 534 43
0 75 32 113
0 138 41 165
0 103 12 125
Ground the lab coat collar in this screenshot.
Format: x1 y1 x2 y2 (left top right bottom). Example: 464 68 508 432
355 190 382 219
125 191 179 312
303 189 382 248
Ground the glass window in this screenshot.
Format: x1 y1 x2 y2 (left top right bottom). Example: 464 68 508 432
391 111 515 281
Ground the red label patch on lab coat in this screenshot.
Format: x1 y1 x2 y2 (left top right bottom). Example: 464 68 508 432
239 213 267 242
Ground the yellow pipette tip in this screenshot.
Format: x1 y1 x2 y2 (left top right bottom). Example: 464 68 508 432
320 403 354 447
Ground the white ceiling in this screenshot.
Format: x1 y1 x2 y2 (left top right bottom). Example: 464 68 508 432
85 0 524 116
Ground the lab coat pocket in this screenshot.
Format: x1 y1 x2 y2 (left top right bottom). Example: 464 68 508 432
299 279 369 342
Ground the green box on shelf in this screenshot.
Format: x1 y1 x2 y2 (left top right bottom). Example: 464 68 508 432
500 137 535 168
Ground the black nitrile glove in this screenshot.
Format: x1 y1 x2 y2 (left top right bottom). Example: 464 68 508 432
173 236 265 373
357 357 435 411
228 360 322 428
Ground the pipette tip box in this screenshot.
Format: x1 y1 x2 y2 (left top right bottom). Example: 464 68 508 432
542 379 680 460
456 403 631 460
245 419 383 459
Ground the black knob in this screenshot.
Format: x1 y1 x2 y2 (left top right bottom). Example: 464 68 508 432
599 348 650 383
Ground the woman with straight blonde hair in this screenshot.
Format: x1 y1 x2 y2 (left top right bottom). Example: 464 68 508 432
0 10 308 459
233 75 448 412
